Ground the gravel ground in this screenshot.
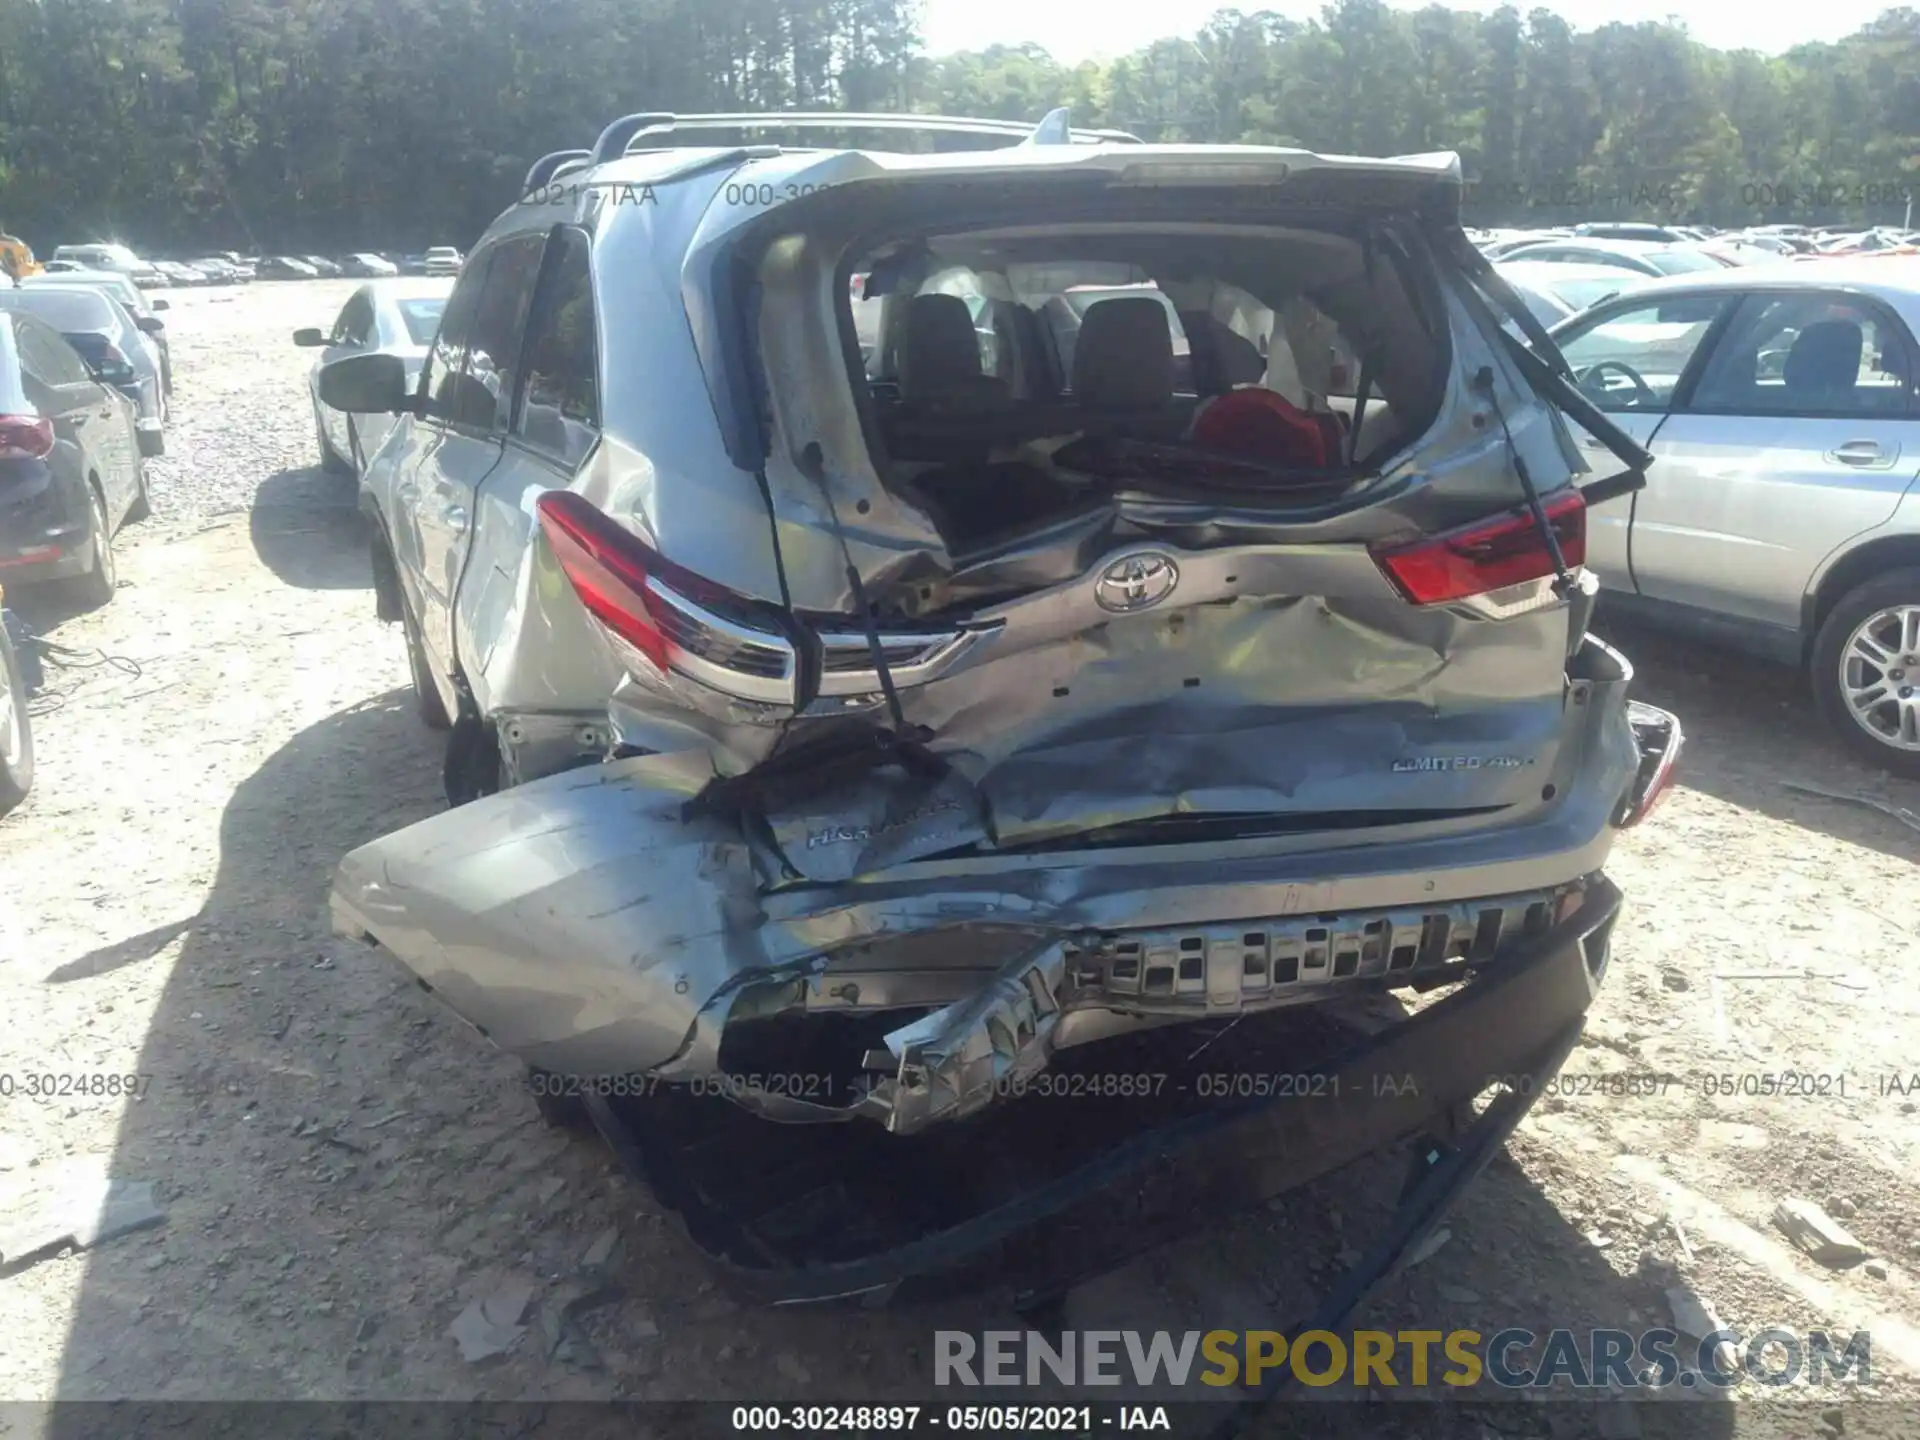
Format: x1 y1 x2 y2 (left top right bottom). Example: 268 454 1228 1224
0 280 1917 1436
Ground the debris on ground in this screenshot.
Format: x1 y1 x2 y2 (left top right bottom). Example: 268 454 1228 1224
1665 1283 1736 1375
1406 1227 1451 1267
1771 1197 1868 1267
580 1226 620 1271
540 1275 623 1363
0 1166 165 1271
449 1271 537 1363
776 1352 812 1384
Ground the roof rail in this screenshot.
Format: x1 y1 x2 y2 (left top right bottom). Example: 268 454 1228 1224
585 110 1144 166
523 150 593 194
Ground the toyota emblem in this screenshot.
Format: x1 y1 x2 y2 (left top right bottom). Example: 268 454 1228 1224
1094 552 1179 613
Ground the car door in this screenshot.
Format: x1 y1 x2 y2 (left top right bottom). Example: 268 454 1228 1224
316 291 376 458
1551 290 1740 588
1625 289 1920 634
406 233 546 676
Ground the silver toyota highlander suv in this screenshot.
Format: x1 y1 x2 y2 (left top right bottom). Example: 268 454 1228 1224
317 110 1677 1138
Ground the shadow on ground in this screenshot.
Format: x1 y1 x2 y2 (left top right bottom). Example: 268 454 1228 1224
248 466 370 591
1599 613 1920 866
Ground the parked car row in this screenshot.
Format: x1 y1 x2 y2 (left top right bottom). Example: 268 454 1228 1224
36 244 466 288
0 291 153 613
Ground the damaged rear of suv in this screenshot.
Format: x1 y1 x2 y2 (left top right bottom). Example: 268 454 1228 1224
321 111 1677 1147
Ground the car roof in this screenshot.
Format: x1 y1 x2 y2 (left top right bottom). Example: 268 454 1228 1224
1579 255 1920 301
1495 260 1641 285
366 277 455 301
0 285 117 328
24 268 133 287
1512 236 1685 256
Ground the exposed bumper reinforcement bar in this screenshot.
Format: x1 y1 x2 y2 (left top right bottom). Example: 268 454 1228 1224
583 873 1622 1314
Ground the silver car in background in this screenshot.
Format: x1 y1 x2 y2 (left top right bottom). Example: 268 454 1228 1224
294 278 453 476
314 112 1673 1138
19 269 172 395
1550 257 1920 771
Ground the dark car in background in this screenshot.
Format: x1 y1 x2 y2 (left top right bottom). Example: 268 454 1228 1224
259 256 319 280
0 309 147 609
0 287 165 456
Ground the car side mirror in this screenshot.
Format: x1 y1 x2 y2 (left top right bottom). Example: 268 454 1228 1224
151 298 170 312
89 359 137 386
292 327 327 348
135 315 165 334
318 351 411 414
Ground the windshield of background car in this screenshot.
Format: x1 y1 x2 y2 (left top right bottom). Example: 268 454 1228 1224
1553 276 1629 311
396 298 447 346
0 287 117 332
1556 294 1732 410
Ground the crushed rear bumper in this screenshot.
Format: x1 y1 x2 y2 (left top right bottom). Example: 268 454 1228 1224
577 873 1623 1308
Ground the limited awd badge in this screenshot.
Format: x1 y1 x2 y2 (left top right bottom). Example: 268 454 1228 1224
1094 552 1180 614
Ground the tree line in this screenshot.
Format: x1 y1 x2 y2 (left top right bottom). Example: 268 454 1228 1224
0 0 1914 253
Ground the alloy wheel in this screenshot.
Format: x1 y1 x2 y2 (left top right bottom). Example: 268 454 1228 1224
1839 604 1920 751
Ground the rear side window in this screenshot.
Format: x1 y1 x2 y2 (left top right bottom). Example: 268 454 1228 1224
13 316 91 387
0 321 32 409
514 229 598 466
460 234 545 429
1690 293 1915 416
419 255 488 423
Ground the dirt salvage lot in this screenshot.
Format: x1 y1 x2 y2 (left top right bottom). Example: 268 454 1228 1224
2 280 1919 1434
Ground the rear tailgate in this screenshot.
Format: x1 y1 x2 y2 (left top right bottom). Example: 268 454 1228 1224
685 150 1639 882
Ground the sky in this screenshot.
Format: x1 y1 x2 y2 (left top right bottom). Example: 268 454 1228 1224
917 0 1901 67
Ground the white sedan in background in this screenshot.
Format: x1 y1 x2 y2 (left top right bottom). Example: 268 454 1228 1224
294 278 453 477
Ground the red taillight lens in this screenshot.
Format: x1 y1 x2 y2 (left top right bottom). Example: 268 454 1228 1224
534 490 671 671
1372 490 1586 606
0 415 54 460
533 490 799 704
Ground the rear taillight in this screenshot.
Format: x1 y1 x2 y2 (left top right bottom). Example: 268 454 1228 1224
534 490 798 705
1372 490 1586 607
1617 702 1683 828
0 415 54 460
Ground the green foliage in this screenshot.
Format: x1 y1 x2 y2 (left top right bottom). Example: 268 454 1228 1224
0 0 1913 250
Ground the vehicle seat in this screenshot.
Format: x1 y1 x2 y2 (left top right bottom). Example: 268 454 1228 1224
1072 297 1189 437
897 294 1009 415
1782 321 1862 405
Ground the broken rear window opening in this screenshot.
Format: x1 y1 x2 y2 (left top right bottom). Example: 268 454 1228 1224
838 211 1450 561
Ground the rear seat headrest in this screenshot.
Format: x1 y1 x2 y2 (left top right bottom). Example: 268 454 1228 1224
1073 297 1175 409
899 293 990 399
